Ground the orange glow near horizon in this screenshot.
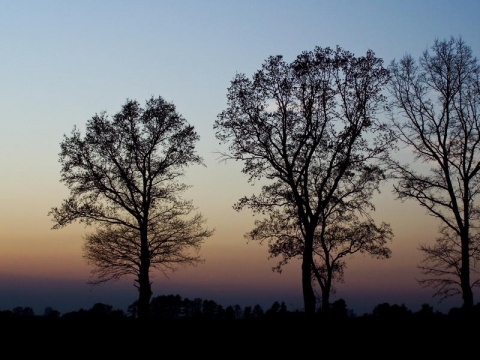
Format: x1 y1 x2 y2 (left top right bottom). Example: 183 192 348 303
1 0 479 316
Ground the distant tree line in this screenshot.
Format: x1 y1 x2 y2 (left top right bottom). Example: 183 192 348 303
2 294 480 323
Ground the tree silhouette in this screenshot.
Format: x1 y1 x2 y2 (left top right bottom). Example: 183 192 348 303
12 306 35 317
417 226 480 303
149 294 184 319
252 304 264 318
49 96 213 319
214 45 394 316
43 307 61 319
248 198 392 315
388 37 480 309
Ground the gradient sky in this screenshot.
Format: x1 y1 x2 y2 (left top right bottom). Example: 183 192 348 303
1 0 479 316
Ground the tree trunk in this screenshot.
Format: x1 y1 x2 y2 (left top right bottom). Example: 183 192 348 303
137 269 152 319
137 229 153 319
302 233 316 316
321 282 331 317
460 232 474 309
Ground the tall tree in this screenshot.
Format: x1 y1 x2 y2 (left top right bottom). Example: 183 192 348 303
388 37 480 309
214 45 394 315
49 96 213 319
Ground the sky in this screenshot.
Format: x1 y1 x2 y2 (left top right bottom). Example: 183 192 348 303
1 0 479 317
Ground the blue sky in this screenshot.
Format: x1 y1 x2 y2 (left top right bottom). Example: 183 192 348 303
1 0 479 316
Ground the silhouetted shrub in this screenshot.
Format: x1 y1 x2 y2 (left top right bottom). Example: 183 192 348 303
372 302 412 319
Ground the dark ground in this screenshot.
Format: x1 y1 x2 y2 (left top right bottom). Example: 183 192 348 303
3 312 479 357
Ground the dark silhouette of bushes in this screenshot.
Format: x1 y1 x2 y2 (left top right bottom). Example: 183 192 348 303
2 295 480 326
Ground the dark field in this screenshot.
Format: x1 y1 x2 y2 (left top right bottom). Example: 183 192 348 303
3 310 479 357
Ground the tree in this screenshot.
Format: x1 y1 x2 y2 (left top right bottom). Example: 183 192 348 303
417 226 480 303
311 210 392 314
43 306 61 319
49 96 213 319
249 202 392 315
371 302 411 319
388 37 480 309
252 304 264 318
149 294 184 319
243 305 253 319
330 298 348 319
12 306 35 317
225 306 236 320
214 45 394 315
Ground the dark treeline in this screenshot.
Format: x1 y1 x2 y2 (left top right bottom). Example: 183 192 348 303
3 295 480 356
2 293 480 323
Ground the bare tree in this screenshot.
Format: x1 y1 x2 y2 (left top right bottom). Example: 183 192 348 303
49 96 213 319
214 45 394 315
310 216 391 314
388 36 480 309
247 199 392 315
417 226 480 303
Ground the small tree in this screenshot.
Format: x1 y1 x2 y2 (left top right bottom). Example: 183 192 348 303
43 306 61 319
215 45 394 315
311 212 392 314
252 304 264 318
249 201 392 315
49 96 213 319
388 37 480 309
12 306 35 317
149 294 184 319
417 226 480 302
